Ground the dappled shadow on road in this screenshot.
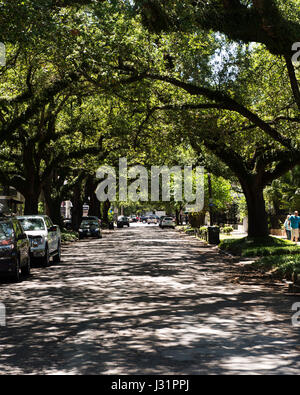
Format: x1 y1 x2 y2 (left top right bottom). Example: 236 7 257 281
0 226 300 374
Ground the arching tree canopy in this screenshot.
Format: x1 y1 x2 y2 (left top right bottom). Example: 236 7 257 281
0 0 299 237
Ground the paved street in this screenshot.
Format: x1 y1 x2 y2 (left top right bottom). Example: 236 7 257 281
0 225 300 375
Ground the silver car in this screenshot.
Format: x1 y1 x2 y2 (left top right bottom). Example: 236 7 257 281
17 215 61 266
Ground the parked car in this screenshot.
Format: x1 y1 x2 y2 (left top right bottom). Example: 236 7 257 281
117 216 130 228
159 216 167 227
147 216 158 225
17 215 61 266
129 215 138 223
79 218 102 239
82 216 102 226
0 216 31 282
140 216 148 223
160 217 176 229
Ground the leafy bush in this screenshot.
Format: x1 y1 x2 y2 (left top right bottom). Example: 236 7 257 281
183 226 197 235
220 226 234 235
198 226 208 241
61 230 79 244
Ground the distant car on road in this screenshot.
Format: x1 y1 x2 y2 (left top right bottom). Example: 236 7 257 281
147 216 158 225
17 215 61 266
79 218 102 240
117 216 130 228
159 216 167 227
0 216 31 282
160 217 176 229
140 216 148 223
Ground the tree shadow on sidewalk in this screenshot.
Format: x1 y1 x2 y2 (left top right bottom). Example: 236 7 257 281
0 226 299 374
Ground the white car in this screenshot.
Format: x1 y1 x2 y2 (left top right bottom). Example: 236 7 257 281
160 217 176 229
17 215 61 266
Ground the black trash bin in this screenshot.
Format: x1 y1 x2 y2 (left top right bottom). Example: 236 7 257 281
109 221 115 230
207 226 220 245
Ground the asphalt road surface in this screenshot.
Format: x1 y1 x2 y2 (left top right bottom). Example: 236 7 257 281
0 224 300 375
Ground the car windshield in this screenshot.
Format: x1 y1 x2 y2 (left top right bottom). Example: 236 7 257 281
19 218 46 231
81 220 98 228
0 221 13 241
165 217 174 221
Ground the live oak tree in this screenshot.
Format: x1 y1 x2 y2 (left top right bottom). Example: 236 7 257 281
61 0 299 237
119 0 300 238
0 1 148 218
1 0 300 239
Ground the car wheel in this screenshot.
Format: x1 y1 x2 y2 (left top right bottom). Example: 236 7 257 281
53 243 61 263
21 255 31 276
42 246 50 267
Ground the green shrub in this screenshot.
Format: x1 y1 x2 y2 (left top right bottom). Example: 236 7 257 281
61 230 79 243
198 226 208 241
220 226 234 235
253 255 300 280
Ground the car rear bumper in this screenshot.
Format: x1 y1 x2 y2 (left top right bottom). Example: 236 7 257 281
0 258 17 274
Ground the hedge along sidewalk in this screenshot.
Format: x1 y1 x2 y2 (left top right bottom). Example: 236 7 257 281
176 225 210 242
219 236 300 282
176 225 235 243
61 230 79 244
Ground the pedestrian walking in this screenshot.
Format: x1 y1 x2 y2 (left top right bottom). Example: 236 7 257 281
289 211 300 243
284 215 292 241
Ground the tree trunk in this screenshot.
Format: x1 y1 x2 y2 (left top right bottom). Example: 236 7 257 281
88 192 101 218
45 198 63 227
23 191 40 215
242 179 269 238
71 183 84 231
85 176 101 218
101 200 111 224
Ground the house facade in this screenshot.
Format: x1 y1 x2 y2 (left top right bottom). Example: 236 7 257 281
0 186 25 215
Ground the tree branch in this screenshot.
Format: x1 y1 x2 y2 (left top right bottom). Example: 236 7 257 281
142 73 293 149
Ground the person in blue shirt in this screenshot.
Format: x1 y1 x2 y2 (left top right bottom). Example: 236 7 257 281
289 211 300 243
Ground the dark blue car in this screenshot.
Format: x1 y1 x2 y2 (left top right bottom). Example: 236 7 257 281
79 218 102 240
0 216 31 282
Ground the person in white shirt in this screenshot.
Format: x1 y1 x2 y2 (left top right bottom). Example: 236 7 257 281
284 215 292 241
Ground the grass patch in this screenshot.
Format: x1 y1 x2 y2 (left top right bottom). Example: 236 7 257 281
253 255 300 280
219 236 298 257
